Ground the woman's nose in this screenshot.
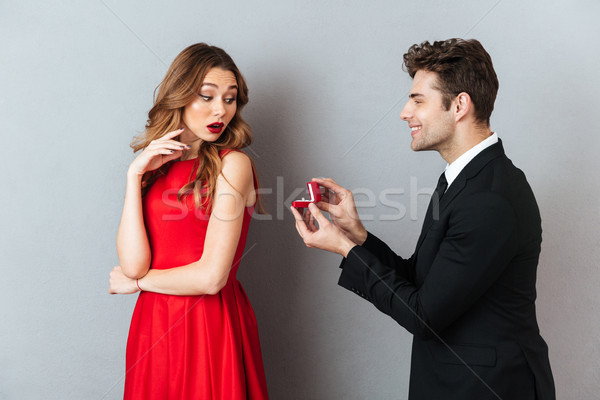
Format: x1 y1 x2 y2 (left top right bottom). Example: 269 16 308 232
212 101 225 116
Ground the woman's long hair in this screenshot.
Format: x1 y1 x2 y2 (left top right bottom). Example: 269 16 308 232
132 43 264 212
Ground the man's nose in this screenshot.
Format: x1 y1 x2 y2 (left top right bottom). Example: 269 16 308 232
400 101 411 121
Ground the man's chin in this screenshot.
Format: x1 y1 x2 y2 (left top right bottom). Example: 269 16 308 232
411 140 425 152
411 141 436 153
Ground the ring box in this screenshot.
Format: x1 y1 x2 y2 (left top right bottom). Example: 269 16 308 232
292 182 321 208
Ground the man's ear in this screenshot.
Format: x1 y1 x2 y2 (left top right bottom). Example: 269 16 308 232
454 92 472 122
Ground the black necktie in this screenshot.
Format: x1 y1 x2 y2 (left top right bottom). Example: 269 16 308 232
435 172 448 202
430 172 447 221
416 172 448 249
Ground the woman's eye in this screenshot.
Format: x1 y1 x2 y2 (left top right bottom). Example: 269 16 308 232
224 98 236 104
200 95 212 101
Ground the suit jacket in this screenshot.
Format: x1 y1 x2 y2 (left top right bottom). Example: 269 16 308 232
339 140 555 399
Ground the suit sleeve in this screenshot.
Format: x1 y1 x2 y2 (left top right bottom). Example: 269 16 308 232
338 192 518 338
339 231 414 281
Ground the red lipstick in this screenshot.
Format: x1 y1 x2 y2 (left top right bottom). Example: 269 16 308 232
207 122 224 134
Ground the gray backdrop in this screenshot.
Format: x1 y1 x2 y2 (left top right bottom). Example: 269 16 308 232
1 0 599 399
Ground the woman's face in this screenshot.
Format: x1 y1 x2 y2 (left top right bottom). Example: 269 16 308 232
181 67 238 145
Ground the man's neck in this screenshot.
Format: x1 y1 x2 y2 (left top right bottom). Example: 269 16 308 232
440 126 492 164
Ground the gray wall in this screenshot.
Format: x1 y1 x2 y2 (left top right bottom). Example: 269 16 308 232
1 0 599 398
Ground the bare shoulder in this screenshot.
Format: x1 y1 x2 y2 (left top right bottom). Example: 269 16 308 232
219 151 255 202
221 150 252 170
221 151 252 181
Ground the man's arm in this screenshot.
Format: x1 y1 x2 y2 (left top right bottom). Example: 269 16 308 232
338 191 518 338
311 178 414 279
339 231 415 282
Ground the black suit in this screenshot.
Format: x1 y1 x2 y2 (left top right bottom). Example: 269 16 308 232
339 140 555 399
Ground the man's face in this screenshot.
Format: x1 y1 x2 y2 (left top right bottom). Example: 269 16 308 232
400 70 455 152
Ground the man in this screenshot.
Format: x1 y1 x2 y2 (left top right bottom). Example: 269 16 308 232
291 39 555 399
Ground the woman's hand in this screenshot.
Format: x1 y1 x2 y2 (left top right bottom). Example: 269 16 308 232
311 178 367 245
128 128 190 177
109 265 140 294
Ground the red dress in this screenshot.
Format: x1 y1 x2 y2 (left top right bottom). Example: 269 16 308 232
124 150 268 399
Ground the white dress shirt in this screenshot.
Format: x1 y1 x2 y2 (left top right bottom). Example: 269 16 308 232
444 132 499 191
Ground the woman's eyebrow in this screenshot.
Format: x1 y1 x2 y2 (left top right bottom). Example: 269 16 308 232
201 82 238 90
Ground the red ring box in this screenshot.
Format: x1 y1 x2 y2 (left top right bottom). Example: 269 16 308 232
292 182 321 208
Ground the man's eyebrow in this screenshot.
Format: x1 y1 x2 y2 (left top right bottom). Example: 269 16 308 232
201 82 238 90
409 93 424 99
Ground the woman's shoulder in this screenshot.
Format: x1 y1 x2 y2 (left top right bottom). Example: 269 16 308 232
219 148 246 158
217 149 256 205
219 149 253 183
219 148 251 166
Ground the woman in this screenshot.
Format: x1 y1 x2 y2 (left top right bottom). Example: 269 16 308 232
109 43 268 399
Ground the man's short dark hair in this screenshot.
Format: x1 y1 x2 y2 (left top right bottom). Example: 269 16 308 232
403 38 499 126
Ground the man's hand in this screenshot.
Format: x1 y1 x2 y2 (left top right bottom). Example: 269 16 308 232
291 203 356 257
312 178 367 245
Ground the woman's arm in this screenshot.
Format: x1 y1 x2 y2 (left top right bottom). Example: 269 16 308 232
110 151 255 295
116 171 151 279
116 128 187 279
